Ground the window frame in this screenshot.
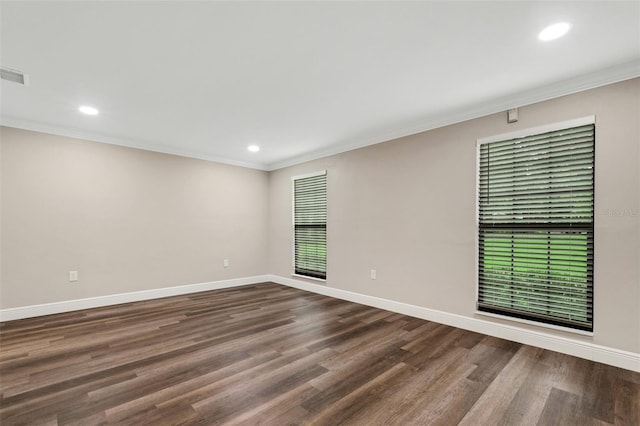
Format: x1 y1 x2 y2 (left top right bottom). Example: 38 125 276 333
291 170 327 281
475 116 595 334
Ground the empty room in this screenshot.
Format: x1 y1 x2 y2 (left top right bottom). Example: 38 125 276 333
1 1 639 425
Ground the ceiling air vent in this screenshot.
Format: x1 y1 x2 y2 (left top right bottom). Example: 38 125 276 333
1 67 28 85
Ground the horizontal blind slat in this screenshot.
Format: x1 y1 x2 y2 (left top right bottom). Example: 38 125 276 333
477 123 594 331
294 173 327 279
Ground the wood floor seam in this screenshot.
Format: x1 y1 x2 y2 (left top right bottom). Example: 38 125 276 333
1 282 638 425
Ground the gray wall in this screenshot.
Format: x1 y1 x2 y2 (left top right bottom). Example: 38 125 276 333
268 78 640 353
1 78 638 354
1 127 269 308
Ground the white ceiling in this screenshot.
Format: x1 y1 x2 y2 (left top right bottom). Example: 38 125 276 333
1 1 639 170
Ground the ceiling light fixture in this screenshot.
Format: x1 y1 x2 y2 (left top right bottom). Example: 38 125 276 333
538 22 571 41
248 145 260 153
78 105 99 115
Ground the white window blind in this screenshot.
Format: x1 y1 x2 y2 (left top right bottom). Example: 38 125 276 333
293 172 327 279
478 123 594 331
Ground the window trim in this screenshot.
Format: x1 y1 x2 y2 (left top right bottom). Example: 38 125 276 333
291 170 327 181
475 309 594 336
291 170 327 281
476 116 595 146
475 116 595 335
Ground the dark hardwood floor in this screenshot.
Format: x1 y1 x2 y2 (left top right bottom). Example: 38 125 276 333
1 282 638 425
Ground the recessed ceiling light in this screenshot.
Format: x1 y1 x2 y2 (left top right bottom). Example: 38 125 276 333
538 22 571 41
79 105 99 115
248 145 260 153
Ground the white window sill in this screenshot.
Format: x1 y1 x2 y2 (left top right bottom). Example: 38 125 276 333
475 310 594 337
292 274 326 283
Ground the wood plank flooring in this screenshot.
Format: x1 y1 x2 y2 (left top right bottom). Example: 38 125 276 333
1 282 638 425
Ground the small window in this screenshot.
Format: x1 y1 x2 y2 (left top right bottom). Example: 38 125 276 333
293 171 327 279
477 121 594 331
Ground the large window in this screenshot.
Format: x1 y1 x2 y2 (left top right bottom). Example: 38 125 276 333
293 171 327 279
477 120 594 331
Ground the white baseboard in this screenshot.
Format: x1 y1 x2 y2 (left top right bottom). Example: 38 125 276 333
269 275 640 373
3 274 637 372
0 275 270 322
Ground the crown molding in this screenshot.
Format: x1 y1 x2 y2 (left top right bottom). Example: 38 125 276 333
0 116 270 171
3 60 638 172
266 59 640 171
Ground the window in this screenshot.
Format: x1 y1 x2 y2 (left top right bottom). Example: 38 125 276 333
477 120 594 331
293 171 327 279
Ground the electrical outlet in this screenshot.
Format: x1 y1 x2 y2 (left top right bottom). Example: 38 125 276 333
370 269 377 280
223 258 229 268
69 271 78 282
